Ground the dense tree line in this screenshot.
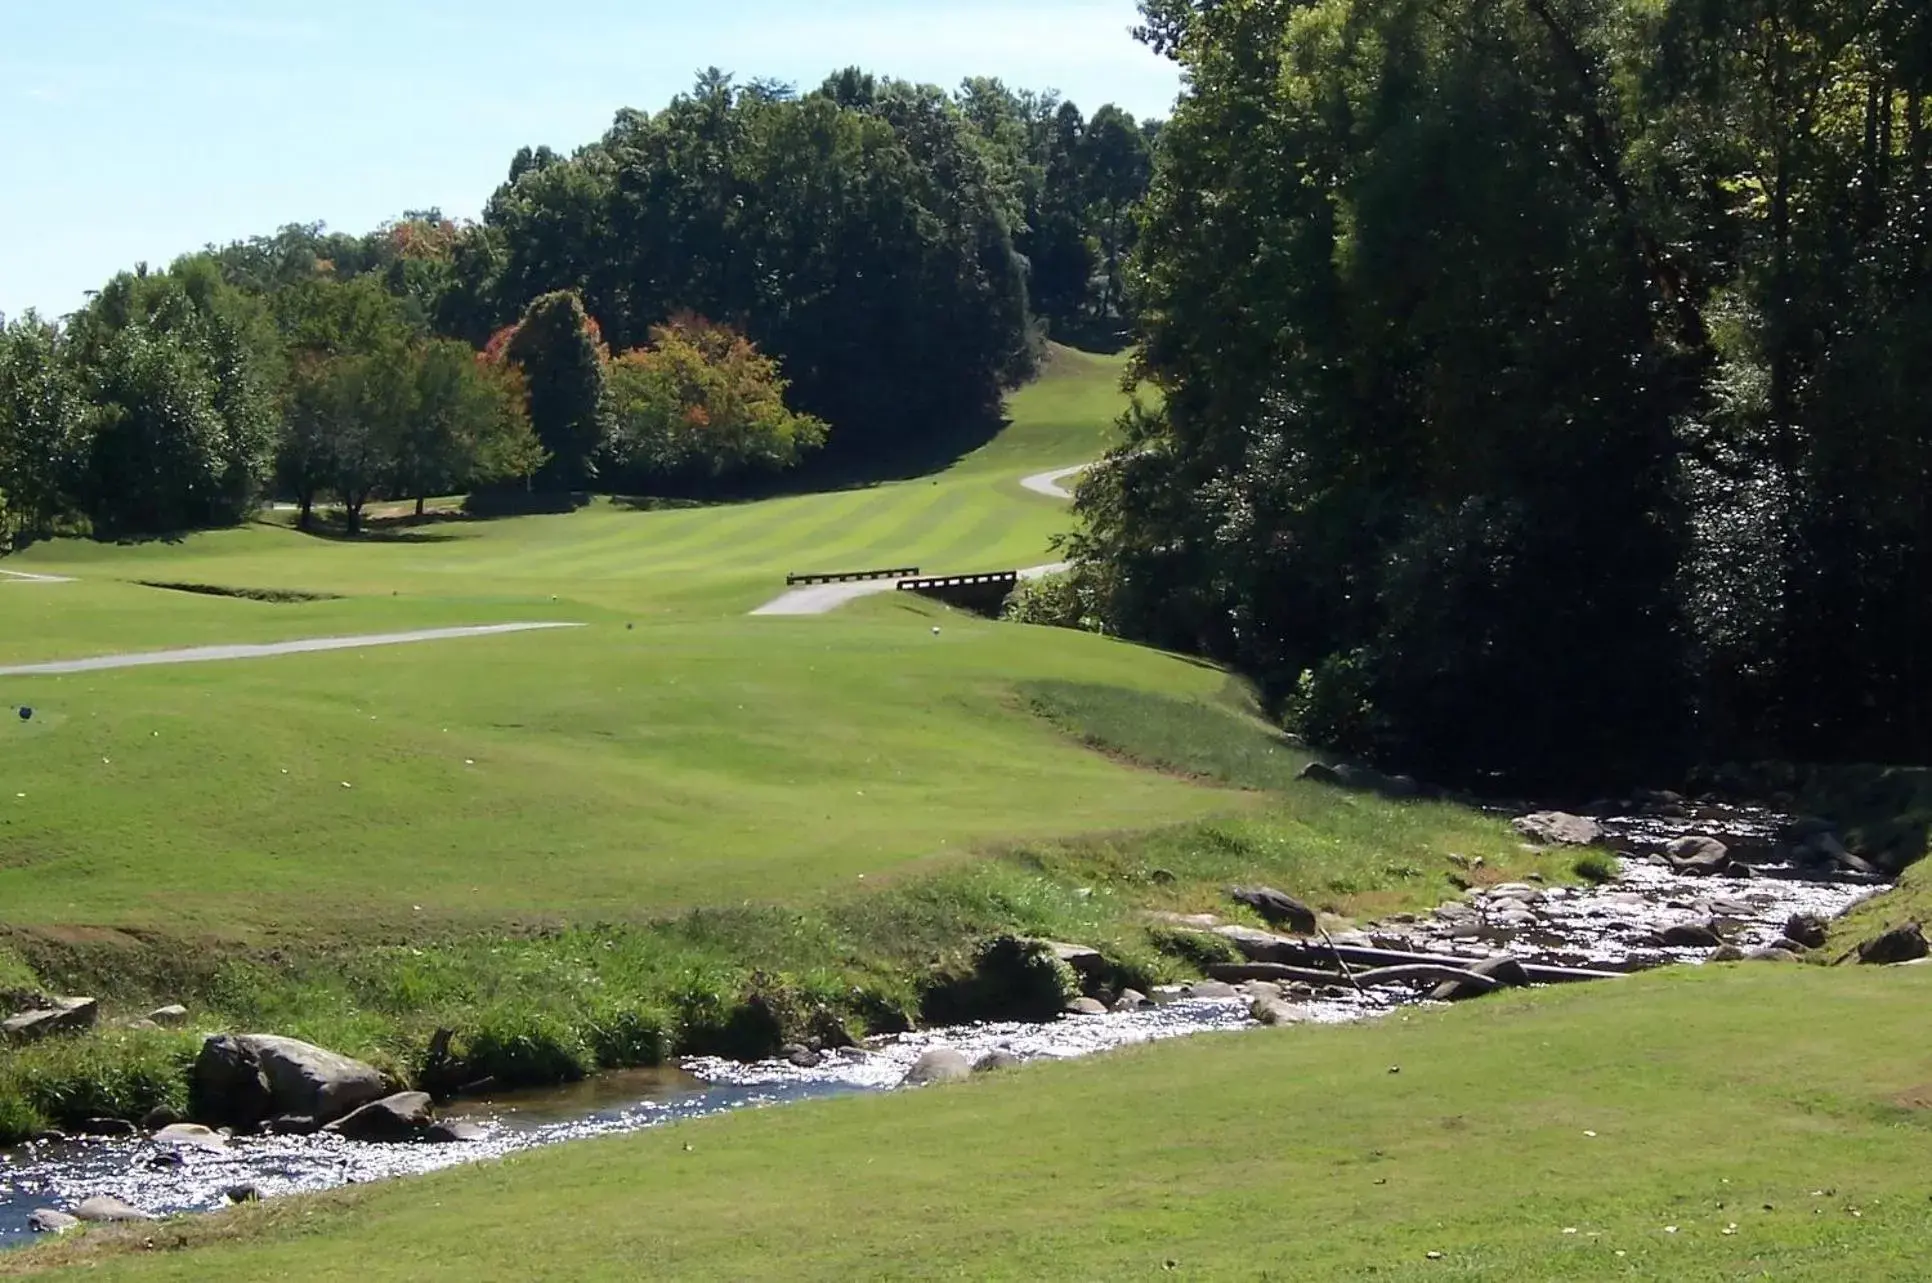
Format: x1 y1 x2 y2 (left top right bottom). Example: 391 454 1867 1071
1069 0 1932 788
1 69 1156 544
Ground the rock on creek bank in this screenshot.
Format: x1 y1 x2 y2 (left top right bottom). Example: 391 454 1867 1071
0 798 1895 1246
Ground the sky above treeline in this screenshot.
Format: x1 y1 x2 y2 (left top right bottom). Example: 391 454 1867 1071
0 0 1181 320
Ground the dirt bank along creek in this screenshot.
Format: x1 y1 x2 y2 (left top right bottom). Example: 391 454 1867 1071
0 794 1891 1245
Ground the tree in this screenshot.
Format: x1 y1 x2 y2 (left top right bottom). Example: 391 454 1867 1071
0 315 93 545
270 275 416 530
497 291 609 491
69 262 279 536
398 341 543 514
606 316 826 489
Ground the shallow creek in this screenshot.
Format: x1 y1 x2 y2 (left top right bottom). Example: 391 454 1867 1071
0 806 1887 1247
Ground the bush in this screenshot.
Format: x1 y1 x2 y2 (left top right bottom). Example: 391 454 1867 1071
460 1009 591 1088
0 1031 195 1143
1284 652 1379 760
585 1003 673 1069
1146 926 1242 973
1003 570 1102 632
1572 853 1619 885
674 976 794 1061
919 935 1081 1025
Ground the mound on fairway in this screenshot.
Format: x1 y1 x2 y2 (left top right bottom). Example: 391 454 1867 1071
12 965 1932 1280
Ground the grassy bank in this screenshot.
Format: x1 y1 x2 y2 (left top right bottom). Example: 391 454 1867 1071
0 684 1567 1141
13 965 1932 1279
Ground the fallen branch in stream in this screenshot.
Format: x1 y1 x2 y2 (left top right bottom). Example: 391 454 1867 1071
1208 962 1505 992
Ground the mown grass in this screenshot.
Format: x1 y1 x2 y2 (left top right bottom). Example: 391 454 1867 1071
1021 678 1314 788
14 965 1932 1280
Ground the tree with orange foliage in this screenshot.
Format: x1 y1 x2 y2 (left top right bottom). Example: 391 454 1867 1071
605 315 826 488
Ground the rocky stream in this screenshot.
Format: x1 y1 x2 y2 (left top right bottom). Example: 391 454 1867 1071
0 796 1899 1248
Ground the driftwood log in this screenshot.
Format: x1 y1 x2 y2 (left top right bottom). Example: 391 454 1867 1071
1209 931 1626 986
1209 962 1506 992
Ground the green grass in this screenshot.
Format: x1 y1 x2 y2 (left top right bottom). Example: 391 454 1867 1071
1021 679 1317 788
0 347 1201 937
15 965 1932 1280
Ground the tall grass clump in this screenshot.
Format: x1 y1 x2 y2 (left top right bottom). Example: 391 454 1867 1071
0 1029 197 1143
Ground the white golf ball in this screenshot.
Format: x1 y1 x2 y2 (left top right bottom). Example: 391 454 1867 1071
932 627 942 636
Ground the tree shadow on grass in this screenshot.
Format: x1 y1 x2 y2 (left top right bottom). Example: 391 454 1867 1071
608 406 1014 513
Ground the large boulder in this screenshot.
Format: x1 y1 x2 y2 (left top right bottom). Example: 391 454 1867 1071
190 1034 389 1129
901 1048 973 1087
1228 887 1319 935
1513 813 1603 847
1666 836 1731 875
973 1050 1024 1075
324 1091 433 1143
1428 955 1531 1003
74 1195 157 1224
1858 923 1930 966
3 998 98 1045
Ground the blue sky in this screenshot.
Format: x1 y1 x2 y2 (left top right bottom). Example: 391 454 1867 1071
0 1 1179 320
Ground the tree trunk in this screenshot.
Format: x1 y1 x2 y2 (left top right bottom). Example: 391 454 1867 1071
343 497 365 536
296 490 315 532
415 494 426 519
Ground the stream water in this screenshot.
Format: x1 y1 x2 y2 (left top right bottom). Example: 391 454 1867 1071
0 808 1889 1248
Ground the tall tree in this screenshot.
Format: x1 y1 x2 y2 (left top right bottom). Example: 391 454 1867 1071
0 315 93 545
498 291 609 490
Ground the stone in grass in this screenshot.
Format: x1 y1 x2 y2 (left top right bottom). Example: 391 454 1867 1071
901 1049 973 1087
1858 923 1930 966
148 1004 190 1027
1228 886 1319 935
74 1195 157 1223
3 998 99 1045
27 1209 79 1234
973 1050 1024 1075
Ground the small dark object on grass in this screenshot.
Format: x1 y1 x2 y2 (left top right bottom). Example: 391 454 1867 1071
17 706 31 721
225 1185 260 1204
